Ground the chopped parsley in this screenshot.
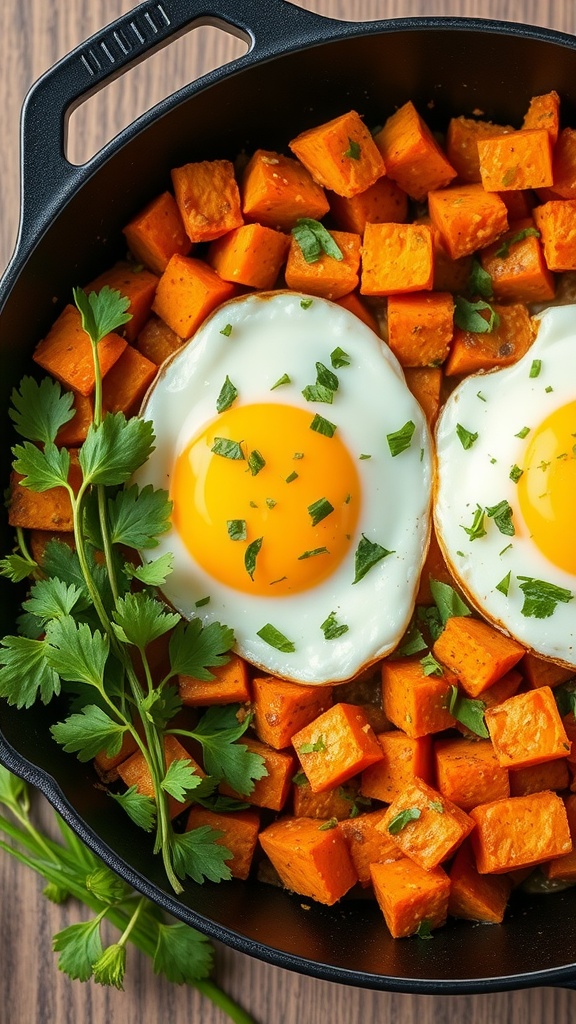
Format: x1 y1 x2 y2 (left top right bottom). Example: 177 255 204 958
485 499 515 537
320 610 349 640
420 653 444 677
496 226 540 259
195 596 211 608
298 547 329 560
545 385 554 393
428 800 444 814
318 817 339 831
285 471 298 484
515 426 530 439
462 505 487 541
256 623 296 653
448 685 488 738
344 138 361 160
291 218 344 264
308 497 334 526
517 577 573 619
496 571 511 596
429 578 471 626
226 520 247 542
219 323 233 337
388 807 421 835
247 450 266 476
469 258 493 298
529 359 542 379
310 413 337 437
396 619 427 657
302 362 339 404
330 347 350 369
387 420 416 457
454 296 499 333
509 464 523 483
215 375 238 413
352 534 394 584
244 537 263 580
456 424 479 450
211 437 244 460
299 735 326 755
416 920 434 940
265 498 277 509
359 453 371 460
300 299 313 310
270 373 291 390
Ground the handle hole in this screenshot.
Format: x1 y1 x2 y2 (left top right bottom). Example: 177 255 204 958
66 23 248 166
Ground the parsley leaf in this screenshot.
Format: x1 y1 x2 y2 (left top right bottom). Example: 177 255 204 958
0 635 60 708
216 375 238 414
315 362 339 392
168 619 234 681
245 537 263 580
517 577 573 619
171 827 232 884
388 807 421 834
109 786 156 831
45 617 109 689
344 138 361 159
211 437 244 460
486 499 515 536
161 759 204 803
396 618 428 656
53 918 104 983
456 424 479 450
416 919 434 940
153 922 214 985
123 552 174 587
469 258 493 299
11 440 70 492
291 219 344 264
353 534 394 584
51 705 126 762
330 347 350 369
298 547 329 560
496 571 511 596
73 285 131 343
310 413 337 437
420 653 444 676
190 705 267 795
80 413 155 486
247 450 266 476
387 420 416 457
320 611 349 640
270 373 291 390
454 296 500 333
256 623 296 653
107 484 172 548
112 592 180 649
495 226 540 259
429 578 471 625
448 684 489 738
529 358 542 379
0 552 38 583
227 519 247 542
510 464 524 483
299 736 326 754
308 497 334 526
462 505 487 541
9 376 75 445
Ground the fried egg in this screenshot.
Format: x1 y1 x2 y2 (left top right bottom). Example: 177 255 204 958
136 291 432 684
435 303 576 668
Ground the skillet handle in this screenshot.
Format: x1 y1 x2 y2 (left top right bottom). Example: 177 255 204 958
18 0 342 247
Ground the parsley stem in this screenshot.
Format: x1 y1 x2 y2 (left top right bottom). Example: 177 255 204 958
117 894 147 948
97 484 120 604
15 526 35 568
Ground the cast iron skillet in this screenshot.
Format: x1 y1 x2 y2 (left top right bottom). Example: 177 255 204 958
1 0 576 994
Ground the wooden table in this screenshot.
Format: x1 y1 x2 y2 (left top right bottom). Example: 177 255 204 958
2 0 576 1020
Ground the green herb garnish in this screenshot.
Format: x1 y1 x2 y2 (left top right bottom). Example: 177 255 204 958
509 464 524 483
388 807 421 835
469 258 493 298
219 323 233 337
462 505 487 541
515 426 530 439
331 347 350 369
291 218 344 264
320 611 349 640
529 359 542 379
308 497 334 526
298 547 329 560
448 685 489 738
285 471 298 483
247 449 266 476
344 138 361 160
420 653 444 677
216 375 238 413
496 571 511 596
517 577 573 619
485 499 515 537
454 296 500 333
496 226 540 259
387 420 416 457
211 437 244 460
352 534 394 584
318 817 339 831
299 735 326 755
300 299 313 310
244 537 263 580
256 624 296 653
456 424 479 450
226 520 247 542
270 373 291 390
310 413 337 437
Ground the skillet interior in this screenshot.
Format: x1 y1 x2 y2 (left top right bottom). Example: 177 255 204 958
2 17 576 991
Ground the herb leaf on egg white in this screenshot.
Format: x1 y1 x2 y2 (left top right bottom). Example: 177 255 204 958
456 424 479 450
352 534 394 585
330 347 350 369
298 547 329 560
496 571 512 596
256 624 296 653
461 505 487 541
516 577 574 619
485 499 515 537
0 286 247 897
216 375 238 414
387 420 416 457
270 373 291 390
320 611 349 641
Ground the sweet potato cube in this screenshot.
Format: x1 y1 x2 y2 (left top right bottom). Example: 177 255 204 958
293 778 360 821
117 734 202 820
485 686 570 770
448 842 511 923
533 199 576 271
178 653 251 707
292 703 383 794
219 737 294 811
509 758 569 797
470 791 572 873
258 816 358 905
85 263 159 343
339 808 402 886
55 391 94 447
455 668 523 739
123 191 192 275
428 184 508 260
335 291 380 335
434 738 509 811
446 116 514 184
33 304 127 397
136 316 183 366
386 291 454 367
381 657 456 738
289 110 386 198
285 229 361 300
361 222 433 296
373 101 456 201
445 301 534 376
328 175 408 233
208 223 289 289
8 450 82 532
370 857 450 938
523 91 560 144
241 149 329 231
479 220 555 303
544 794 576 880
401 366 440 434
102 344 157 416
550 127 576 199
152 254 236 340
252 675 332 750
433 616 525 697
498 189 535 221
377 778 474 870
94 731 139 783
478 129 553 191
172 159 243 243
522 652 575 690
360 730 432 803
416 214 473 293
186 806 260 880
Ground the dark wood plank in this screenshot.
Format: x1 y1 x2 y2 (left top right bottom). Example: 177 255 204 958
1 1 576 1021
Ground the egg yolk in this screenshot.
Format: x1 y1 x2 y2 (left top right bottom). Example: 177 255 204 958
171 403 361 596
517 400 576 575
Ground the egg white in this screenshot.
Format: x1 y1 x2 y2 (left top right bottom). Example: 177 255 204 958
136 291 432 684
434 304 576 668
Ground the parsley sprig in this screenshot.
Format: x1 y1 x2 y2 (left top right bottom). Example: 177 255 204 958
1 288 264 896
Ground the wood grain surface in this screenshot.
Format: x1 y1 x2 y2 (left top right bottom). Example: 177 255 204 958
2 1 576 1021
